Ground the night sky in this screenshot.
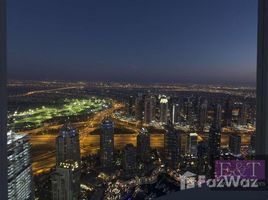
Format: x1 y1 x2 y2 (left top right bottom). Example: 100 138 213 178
7 0 258 85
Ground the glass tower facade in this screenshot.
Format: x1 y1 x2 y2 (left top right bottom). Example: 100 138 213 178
7 131 33 200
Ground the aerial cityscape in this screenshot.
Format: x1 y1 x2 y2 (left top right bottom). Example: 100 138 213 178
6 0 260 199
7 80 257 199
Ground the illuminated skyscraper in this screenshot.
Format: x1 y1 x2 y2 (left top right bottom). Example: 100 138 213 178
52 161 80 200
100 119 114 168
56 124 81 167
159 95 168 124
137 128 151 162
122 144 137 178
229 134 241 156
171 103 180 124
52 124 81 200
188 133 198 156
144 96 155 124
7 131 34 200
164 122 180 169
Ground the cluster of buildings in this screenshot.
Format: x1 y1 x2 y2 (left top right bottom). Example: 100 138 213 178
6 94 257 199
127 94 256 130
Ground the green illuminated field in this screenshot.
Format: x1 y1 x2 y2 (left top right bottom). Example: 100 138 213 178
12 98 111 128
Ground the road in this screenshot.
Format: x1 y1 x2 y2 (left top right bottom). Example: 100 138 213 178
20 101 253 175
10 86 85 98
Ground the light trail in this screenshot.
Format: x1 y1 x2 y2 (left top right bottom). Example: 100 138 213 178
9 86 84 97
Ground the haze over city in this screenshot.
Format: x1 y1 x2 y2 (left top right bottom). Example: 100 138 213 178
7 0 257 85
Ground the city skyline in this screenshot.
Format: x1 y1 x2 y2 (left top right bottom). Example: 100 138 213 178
7 79 258 199
7 0 257 86
3 0 268 199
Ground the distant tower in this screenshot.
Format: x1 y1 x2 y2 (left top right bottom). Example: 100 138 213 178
122 144 137 178
137 128 151 163
224 98 232 127
100 119 114 168
159 95 168 124
208 121 221 176
135 94 144 121
164 122 180 169
197 141 207 173
193 96 202 115
52 124 81 200
184 97 194 125
188 133 198 156
127 95 135 117
199 101 208 130
214 104 222 126
7 131 34 200
238 103 247 126
144 96 155 124
171 103 180 124
229 134 241 156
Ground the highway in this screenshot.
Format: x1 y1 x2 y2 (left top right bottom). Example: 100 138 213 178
9 86 85 98
20 102 253 175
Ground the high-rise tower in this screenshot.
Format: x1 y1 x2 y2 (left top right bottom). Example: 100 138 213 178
100 119 114 168
164 122 180 169
52 124 81 200
160 95 168 124
7 131 34 200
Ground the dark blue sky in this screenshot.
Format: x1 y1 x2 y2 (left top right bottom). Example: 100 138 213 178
7 0 258 85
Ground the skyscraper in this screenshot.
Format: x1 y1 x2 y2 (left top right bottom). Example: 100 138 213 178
183 97 194 126
159 95 168 124
224 98 233 127
7 131 34 200
137 128 151 163
229 134 241 156
135 94 144 121
171 103 180 124
197 141 207 173
144 96 155 124
52 124 81 200
214 104 222 126
199 101 208 130
208 122 221 158
164 122 180 169
52 161 80 200
127 95 135 117
188 133 198 156
208 121 221 176
238 103 247 126
122 144 137 178
100 119 114 168
56 124 81 167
